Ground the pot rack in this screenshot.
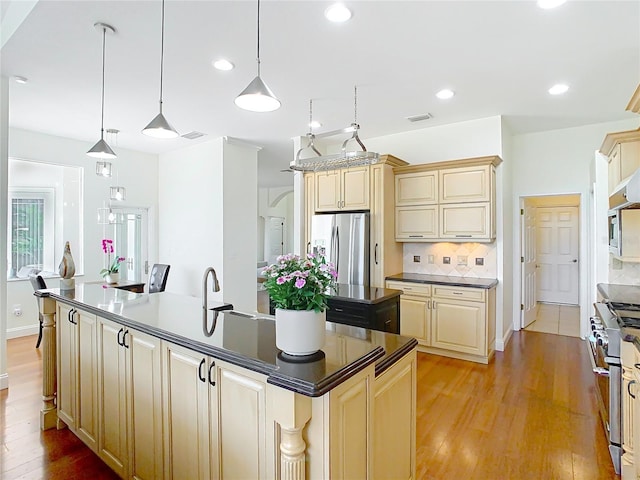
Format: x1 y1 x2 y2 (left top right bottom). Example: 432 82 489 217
290 88 380 172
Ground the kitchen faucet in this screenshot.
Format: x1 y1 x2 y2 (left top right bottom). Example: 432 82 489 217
202 267 220 322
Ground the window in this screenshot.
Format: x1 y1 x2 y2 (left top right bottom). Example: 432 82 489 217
7 159 83 279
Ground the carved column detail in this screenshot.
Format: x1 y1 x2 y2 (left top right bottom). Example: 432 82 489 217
40 297 57 430
267 384 312 480
280 425 306 479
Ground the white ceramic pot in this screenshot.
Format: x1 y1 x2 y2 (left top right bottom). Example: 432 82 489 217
105 272 120 284
275 308 326 356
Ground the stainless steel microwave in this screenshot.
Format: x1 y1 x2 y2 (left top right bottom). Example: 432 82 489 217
608 211 621 256
609 209 640 258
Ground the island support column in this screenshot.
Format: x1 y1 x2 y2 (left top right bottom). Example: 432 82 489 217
267 385 312 479
39 296 57 430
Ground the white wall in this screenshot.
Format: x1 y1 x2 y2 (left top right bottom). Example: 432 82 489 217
1 77 9 388
511 118 639 337
6 128 159 337
158 137 258 312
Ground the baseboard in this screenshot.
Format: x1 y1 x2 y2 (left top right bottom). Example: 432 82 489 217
0 373 8 390
7 324 39 339
495 326 513 352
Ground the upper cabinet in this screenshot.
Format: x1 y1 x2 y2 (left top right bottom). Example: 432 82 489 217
600 129 640 196
314 166 369 212
393 156 501 243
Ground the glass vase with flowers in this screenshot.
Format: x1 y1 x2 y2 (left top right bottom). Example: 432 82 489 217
262 253 337 356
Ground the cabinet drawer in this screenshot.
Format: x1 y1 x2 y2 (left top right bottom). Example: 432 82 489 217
386 281 431 297
432 285 485 302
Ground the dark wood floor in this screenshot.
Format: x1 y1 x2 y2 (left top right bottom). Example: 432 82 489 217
1 331 618 479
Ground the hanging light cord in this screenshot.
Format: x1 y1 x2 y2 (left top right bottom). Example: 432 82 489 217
100 26 107 139
354 85 358 125
256 0 261 77
159 0 166 113
308 99 313 135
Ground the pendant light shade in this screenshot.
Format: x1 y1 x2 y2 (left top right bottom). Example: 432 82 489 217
235 0 280 112
87 23 116 159
143 0 178 138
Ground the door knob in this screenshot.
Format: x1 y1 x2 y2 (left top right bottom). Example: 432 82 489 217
572 259 578 263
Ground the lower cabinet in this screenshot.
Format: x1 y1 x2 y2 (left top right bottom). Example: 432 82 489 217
385 281 496 364
162 341 268 480
97 317 163 479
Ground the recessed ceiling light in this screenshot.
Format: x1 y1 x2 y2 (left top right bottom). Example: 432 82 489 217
548 83 569 95
325 3 352 23
309 121 322 129
537 0 566 9
213 59 234 71
436 89 455 100
12 76 28 84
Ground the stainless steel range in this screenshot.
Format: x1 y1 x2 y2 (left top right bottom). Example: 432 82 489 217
589 302 622 474
588 301 640 475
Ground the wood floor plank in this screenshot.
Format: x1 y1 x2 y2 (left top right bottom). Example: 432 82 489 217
1 328 619 479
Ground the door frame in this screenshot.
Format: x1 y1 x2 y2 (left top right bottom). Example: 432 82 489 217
517 193 588 338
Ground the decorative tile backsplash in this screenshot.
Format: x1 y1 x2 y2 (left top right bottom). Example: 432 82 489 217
403 242 498 278
609 254 640 285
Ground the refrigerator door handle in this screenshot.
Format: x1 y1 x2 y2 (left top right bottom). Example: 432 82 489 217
335 226 340 274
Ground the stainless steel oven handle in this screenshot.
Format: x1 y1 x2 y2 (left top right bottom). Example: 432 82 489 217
593 367 610 377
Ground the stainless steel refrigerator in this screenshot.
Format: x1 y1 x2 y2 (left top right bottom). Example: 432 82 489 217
310 212 369 286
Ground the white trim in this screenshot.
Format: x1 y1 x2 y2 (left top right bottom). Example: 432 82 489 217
0 373 8 390
223 136 262 150
7 324 39 339
495 326 513 352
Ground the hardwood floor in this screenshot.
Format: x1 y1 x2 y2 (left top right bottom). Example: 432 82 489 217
1 331 618 479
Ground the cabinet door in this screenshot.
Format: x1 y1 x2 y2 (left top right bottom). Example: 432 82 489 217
431 299 486 356
76 310 98 451
162 342 211 480
622 341 635 476
620 141 640 183
634 355 640 480
330 366 373 480
439 165 490 203
395 171 438 205
400 296 429 345
127 330 163 480
440 203 491 240
395 206 438 241
341 167 370 210
315 170 341 212
97 318 128 478
213 360 268 479
57 304 77 429
304 172 315 254
609 145 622 195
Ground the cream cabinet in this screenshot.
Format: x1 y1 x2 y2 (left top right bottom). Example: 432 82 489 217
622 340 636 478
386 281 496 364
395 206 438 240
395 171 438 205
97 317 163 480
162 340 269 480
439 202 492 240
386 281 431 346
370 160 405 288
601 130 640 195
393 156 501 242
314 166 369 212
439 164 491 203
57 304 98 451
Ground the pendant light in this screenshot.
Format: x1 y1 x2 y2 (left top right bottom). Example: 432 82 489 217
87 23 117 159
235 0 281 112
142 0 178 138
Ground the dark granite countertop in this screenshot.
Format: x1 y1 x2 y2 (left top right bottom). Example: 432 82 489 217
36 284 417 397
597 283 640 305
329 283 402 304
386 273 498 289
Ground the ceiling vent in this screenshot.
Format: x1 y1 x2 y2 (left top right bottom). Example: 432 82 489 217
406 113 433 123
181 131 206 140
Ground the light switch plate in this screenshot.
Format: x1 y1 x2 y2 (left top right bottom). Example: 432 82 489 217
428 255 435 264
457 255 468 266
443 256 451 264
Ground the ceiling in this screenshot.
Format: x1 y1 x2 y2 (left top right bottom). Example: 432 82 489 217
2 1 639 187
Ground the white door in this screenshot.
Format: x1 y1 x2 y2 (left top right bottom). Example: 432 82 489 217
536 206 580 304
521 204 537 328
265 216 284 265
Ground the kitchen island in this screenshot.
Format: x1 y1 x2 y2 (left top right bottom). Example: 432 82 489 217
36 284 417 479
